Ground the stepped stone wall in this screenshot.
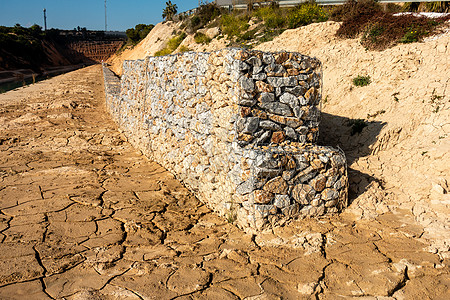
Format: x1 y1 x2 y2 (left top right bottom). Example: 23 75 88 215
102 48 348 233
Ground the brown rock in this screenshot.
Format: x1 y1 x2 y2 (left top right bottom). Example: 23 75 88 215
307 132 316 142
309 174 327 192
240 107 251 117
311 159 323 170
292 184 316 204
238 133 253 142
287 68 300 76
325 198 338 207
282 170 296 181
275 52 289 64
290 166 316 185
281 155 296 170
251 109 268 119
300 106 310 120
304 87 317 104
235 50 250 60
268 114 303 128
281 203 299 216
255 81 274 93
263 176 289 194
253 190 274 204
271 131 286 144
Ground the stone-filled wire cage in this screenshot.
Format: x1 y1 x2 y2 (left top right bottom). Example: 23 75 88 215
225 50 347 231
102 48 348 233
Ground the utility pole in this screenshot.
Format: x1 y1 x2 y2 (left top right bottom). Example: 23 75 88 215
104 0 107 32
43 8 47 31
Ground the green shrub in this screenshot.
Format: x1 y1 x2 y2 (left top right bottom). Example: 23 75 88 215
194 32 211 44
399 27 420 43
353 75 371 87
186 3 223 33
178 45 192 53
191 16 201 29
167 32 186 49
220 14 250 38
154 48 173 56
126 24 154 44
362 23 385 45
287 3 328 29
238 27 259 41
0 24 46 70
255 7 285 29
154 32 186 56
336 0 450 50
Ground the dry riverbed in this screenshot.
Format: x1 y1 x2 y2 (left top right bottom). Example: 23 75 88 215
0 65 448 299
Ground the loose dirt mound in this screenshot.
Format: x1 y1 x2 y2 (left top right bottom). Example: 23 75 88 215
107 20 449 256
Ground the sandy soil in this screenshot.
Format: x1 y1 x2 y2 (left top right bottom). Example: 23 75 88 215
0 65 448 299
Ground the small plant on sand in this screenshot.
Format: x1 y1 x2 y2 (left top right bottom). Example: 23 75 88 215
429 88 444 113
399 27 421 43
353 75 371 87
178 45 192 53
392 92 400 102
194 32 211 44
225 205 237 223
226 212 237 223
348 118 368 135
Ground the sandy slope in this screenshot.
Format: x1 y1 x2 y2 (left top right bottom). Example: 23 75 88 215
107 20 450 256
107 21 179 75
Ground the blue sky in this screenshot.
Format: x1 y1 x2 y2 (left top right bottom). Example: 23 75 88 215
0 0 203 31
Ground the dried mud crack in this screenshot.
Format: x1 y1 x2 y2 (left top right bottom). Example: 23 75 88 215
0 65 448 299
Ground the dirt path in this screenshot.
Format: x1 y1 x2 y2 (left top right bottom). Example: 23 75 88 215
0 65 448 299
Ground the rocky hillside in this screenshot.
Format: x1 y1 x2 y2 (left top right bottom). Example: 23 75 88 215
107 19 450 257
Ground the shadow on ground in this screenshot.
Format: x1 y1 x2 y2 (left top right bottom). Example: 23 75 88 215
318 112 387 203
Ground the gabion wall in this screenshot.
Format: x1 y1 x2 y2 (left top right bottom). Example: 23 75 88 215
102 48 348 233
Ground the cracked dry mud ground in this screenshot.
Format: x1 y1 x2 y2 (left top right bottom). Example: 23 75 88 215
0 65 448 300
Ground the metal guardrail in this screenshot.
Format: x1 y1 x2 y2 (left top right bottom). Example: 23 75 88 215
216 0 445 7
